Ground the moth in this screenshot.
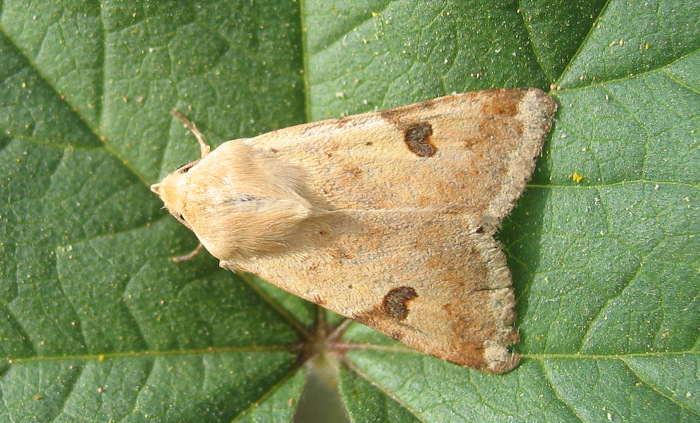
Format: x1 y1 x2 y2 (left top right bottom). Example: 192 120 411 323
151 88 557 373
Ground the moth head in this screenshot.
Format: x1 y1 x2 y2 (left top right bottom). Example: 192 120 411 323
151 162 196 231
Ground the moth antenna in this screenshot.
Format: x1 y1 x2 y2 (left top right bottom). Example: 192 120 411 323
172 110 211 159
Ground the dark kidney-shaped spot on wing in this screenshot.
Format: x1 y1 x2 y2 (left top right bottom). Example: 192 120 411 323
383 286 418 320
404 123 436 157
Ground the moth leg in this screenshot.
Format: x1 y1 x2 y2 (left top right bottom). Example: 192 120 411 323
172 110 211 159
171 243 204 262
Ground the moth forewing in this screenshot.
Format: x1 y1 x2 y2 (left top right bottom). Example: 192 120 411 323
153 88 556 373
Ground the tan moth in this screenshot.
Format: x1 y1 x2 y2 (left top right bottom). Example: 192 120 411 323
151 88 556 373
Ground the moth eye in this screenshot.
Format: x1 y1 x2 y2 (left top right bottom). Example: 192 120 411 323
174 213 192 230
177 163 193 173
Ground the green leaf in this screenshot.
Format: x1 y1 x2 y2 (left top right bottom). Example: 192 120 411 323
1 1 697 422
